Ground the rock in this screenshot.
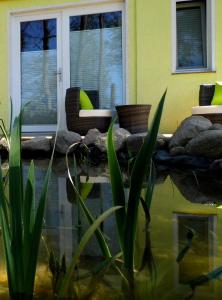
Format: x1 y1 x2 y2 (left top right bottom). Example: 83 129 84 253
209 123 222 130
169 146 186 156
83 129 101 146
22 137 51 152
154 150 212 169
126 132 168 155
185 130 222 158
156 136 167 149
209 159 222 170
95 128 131 152
126 133 146 154
169 116 212 148
0 137 9 152
51 130 82 154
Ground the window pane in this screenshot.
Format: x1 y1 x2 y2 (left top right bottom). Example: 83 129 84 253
69 12 123 109
176 2 207 69
20 19 57 125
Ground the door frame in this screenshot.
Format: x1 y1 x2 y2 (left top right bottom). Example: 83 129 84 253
10 1 126 133
10 12 62 133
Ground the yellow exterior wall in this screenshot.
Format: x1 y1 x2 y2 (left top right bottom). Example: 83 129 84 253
0 0 222 132
135 0 222 133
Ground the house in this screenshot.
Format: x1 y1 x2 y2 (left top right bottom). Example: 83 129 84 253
0 0 220 134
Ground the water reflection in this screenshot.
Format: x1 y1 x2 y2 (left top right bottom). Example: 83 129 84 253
174 213 216 297
170 169 222 204
1 158 222 299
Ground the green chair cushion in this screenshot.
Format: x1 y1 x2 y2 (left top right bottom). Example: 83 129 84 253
211 82 222 105
80 89 94 110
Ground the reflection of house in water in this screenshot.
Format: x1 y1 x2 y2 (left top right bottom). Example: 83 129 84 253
42 171 119 262
173 213 217 297
170 170 222 204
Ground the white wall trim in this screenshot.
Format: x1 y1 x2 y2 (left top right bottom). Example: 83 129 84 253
9 0 124 15
124 0 129 104
171 0 216 73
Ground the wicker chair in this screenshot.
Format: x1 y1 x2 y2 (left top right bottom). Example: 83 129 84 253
116 104 151 133
65 87 112 135
192 84 222 124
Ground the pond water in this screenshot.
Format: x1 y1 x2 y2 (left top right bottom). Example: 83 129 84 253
0 158 222 300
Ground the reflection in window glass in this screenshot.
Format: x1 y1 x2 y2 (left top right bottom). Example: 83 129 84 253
70 12 123 109
20 19 57 125
176 0 207 69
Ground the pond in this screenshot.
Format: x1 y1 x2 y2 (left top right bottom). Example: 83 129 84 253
0 157 222 300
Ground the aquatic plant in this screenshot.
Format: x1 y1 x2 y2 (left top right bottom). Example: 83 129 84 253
0 114 52 300
107 91 166 279
57 206 121 298
66 150 112 259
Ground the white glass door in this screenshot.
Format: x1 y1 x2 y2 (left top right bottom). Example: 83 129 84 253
68 9 124 109
10 3 125 133
11 13 62 132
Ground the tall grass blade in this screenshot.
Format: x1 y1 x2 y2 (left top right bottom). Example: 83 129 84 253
58 206 121 298
25 162 52 293
0 164 15 290
124 90 166 273
23 161 35 273
8 116 24 292
107 121 126 251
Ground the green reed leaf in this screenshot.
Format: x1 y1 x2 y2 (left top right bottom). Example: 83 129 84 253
124 90 166 273
25 161 52 293
8 116 24 292
107 120 126 251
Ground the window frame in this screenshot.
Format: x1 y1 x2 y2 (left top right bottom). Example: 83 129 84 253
172 0 215 74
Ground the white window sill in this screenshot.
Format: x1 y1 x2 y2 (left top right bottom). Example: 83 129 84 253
172 68 216 75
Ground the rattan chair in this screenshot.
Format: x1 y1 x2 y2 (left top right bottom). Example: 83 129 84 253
65 87 112 135
192 84 222 124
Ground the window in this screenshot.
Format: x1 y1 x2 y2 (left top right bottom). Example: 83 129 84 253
69 11 123 109
173 0 215 73
20 19 57 125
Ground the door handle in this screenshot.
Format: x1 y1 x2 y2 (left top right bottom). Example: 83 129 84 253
56 68 62 82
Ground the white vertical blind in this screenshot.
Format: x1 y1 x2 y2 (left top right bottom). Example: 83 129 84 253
69 12 123 109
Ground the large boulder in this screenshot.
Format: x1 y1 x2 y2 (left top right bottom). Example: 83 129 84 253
185 130 222 158
94 128 131 152
126 133 169 155
22 137 51 152
51 130 82 154
126 133 147 154
82 128 101 146
169 116 212 149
